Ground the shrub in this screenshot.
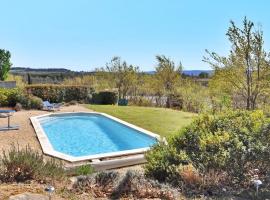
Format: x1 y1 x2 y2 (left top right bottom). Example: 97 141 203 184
128 96 154 107
17 95 43 110
145 110 270 188
28 96 43 109
72 170 176 199
144 142 189 184
0 88 22 107
0 145 65 183
25 85 94 103
91 91 118 105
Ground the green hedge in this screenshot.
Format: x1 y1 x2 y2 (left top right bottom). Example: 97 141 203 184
92 91 118 105
145 110 270 186
25 85 94 103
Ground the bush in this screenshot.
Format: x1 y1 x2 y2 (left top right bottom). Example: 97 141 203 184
17 95 43 110
0 88 22 107
28 96 43 109
0 145 65 183
25 85 94 103
91 91 118 105
72 170 176 199
128 96 154 107
145 110 270 188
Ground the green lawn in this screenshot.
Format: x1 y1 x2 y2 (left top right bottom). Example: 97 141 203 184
86 105 196 137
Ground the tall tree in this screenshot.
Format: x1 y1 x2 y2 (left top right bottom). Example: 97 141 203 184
155 55 182 107
204 17 270 110
0 49 12 81
99 57 139 99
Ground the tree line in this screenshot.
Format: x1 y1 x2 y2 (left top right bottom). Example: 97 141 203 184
1 17 270 113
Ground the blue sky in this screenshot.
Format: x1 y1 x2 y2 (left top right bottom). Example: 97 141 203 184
1 0 270 71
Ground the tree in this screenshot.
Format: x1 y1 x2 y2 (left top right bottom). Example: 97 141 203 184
204 17 270 110
155 55 182 107
198 72 209 78
0 49 12 81
99 57 139 99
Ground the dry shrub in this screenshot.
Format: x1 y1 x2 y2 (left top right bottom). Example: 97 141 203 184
0 144 65 183
72 170 177 199
178 164 202 186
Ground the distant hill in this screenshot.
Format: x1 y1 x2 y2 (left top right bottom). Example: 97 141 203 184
144 70 213 76
11 67 213 76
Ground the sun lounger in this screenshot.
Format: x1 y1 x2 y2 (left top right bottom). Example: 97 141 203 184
0 110 19 131
43 101 62 111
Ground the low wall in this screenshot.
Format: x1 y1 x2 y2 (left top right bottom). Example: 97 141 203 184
0 81 16 88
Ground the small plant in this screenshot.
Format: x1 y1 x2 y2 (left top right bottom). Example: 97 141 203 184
74 165 94 176
0 144 65 182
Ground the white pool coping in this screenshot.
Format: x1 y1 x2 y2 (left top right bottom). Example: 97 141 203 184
30 111 160 162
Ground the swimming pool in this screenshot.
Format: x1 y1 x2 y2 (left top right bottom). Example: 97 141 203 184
31 112 159 162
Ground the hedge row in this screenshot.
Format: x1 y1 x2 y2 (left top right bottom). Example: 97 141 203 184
0 88 43 109
25 85 94 103
91 91 118 105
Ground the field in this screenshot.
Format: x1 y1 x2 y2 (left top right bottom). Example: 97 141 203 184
86 105 196 137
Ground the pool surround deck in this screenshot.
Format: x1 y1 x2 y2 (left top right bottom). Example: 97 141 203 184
30 111 160 163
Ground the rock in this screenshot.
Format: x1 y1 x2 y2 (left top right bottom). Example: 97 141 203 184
9 192 49 200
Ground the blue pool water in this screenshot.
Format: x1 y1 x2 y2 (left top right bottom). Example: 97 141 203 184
39 113 157 157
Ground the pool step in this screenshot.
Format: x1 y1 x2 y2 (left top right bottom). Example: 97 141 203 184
91 154 146 170
65 154 146 170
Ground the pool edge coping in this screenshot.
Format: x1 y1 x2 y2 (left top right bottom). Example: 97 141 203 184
30 111 160 163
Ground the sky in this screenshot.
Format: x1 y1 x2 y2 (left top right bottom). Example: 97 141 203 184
1 0 270 71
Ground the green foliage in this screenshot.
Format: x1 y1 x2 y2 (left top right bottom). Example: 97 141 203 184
204 17 270 110
91 91 118 105
25 85 94 103
73 165 94 176
173 79 209 113
128 96 154 107
98 57 139 99
145 142 189 184
27 96 43 109
155 55 182 106
0 49 12 81
145 110 270 186
0 88 22 107
0 145 65 182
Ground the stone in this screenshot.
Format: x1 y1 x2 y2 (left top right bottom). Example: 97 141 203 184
9 192 49 200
